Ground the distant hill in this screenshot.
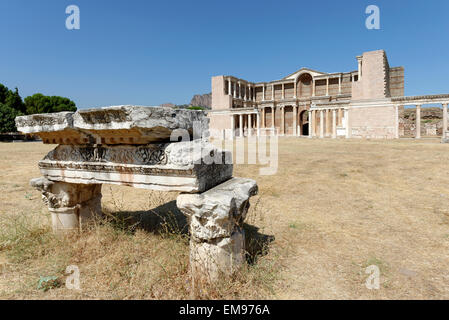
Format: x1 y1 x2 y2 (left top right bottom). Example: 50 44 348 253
160 93 212 110
160 103 176 108
190 93 211 110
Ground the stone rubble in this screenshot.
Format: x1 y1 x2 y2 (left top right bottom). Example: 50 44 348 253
16 106 258 283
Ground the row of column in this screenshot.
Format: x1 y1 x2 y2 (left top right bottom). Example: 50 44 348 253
229 75 353 104
231 113 260 138
227 78 256 102
259 105 308 136
258 75 346 102
231 106 306 137
309 108 347 139
405 103 448 139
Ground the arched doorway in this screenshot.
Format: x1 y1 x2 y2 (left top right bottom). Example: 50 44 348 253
298 110 309 136
297 73 313 98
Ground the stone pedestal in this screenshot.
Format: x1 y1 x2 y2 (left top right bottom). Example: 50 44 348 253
30 177 102 232
177 178 258 282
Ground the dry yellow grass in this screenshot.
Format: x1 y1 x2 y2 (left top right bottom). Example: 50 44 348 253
1 138 449 299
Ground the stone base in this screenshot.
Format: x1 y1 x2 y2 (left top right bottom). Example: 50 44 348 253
177 177 258 283
30 177 102 232
190 229 245 282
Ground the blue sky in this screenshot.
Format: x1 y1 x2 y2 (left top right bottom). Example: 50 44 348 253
0 0 448 109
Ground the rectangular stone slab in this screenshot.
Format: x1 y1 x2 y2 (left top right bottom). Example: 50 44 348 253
38 140 233 193
15 106 209 144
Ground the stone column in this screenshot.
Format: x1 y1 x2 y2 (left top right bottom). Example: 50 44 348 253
293 81 297 99
177 178 258 284
281 106 285 135
239 114 243 137
233 82 236 99
30 177 102 233
326 78 329 96
248 114 252 137
271 106 275 135
272 84 275 101
310 110 315 138
308 111 312 138
338 108 343 126
262 85 265 101
320 110 324 138
416 104 421 139
228 78 232 96
345 109 350 138
338 75 342 94
282 83 285 100
231 114 235 139
443 103 448 139
257 112 260 137
239 82 242 99
332 109 337 139
312 80 316 97
326 109 331 136
394 105 399 139
262 107 266 128
293 106 298 136
357 57 362 79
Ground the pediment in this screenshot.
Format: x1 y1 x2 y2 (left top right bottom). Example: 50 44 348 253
283 68 327 80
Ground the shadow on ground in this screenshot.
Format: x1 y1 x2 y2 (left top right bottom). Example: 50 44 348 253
104 200 188 235
243 224 275 264
105 200 275 263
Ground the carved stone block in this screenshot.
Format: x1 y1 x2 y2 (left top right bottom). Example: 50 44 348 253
177 178 258 282
30 177 102 232
15 106 209 144
38 140 233 193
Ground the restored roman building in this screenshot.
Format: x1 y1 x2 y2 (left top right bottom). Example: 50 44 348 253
208 50 449 140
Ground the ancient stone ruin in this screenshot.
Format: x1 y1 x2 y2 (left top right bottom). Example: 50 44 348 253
15 106 258 282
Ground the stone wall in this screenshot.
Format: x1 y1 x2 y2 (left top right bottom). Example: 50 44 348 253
389 67 405 97
349 105 396 139
211 76 232 110
399 107 444 137
352 50 391 100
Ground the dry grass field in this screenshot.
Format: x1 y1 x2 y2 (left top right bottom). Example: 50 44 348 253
1 138 449 299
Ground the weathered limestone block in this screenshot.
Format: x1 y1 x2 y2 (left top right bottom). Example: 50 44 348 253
30 177 102 232
38 139 232 193
177 178 258 281
189 229 245 280
15 106 209 144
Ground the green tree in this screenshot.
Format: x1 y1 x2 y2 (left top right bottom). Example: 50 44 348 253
0 103 22 133
187 106 204 110
0 84 9 103
5 87 26 113
24 93 76 114
0 83 77 133
0 84 25 113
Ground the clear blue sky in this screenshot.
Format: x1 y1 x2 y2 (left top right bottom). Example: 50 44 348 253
0 0 448 109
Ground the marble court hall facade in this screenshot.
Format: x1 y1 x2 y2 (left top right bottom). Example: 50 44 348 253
208 50 449 140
